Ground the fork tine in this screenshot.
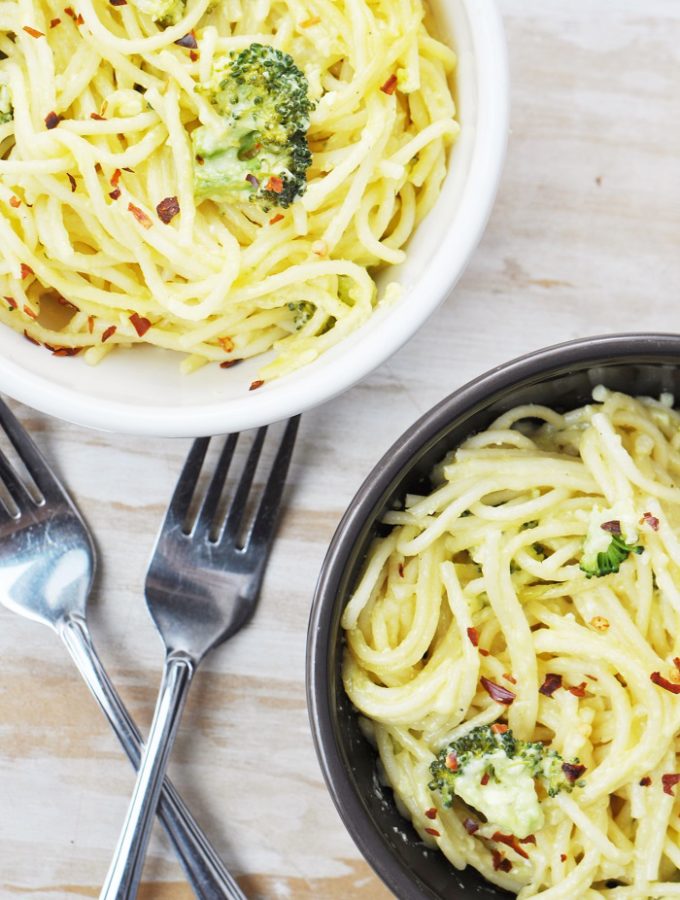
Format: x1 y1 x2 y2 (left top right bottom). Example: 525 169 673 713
0 447 34 513
165 437 210 533
244 416 300 552
194 432 238 538
221 426 268 542
0 397 59 502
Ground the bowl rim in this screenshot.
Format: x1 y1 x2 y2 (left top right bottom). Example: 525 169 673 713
0 0 509 436
306 331 680 900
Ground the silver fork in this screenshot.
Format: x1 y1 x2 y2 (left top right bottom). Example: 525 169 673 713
101 417 300 899
0 398 246 900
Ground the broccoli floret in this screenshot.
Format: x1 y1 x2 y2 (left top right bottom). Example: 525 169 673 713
287 301 315 330
131 0 186 24
580 533 643 577
580 507 643 578
429 725 584 838
192 43 314 209
0 84 13 125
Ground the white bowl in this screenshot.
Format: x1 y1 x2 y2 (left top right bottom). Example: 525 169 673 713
0 0 509 437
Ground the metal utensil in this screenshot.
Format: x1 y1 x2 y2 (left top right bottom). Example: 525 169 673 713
0 398 246 900
101 418 300 899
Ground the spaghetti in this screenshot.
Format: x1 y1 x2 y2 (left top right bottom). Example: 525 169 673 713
0 0 458 377
343 387 680 897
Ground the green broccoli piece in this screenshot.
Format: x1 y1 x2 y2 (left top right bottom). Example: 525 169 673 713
131 0 186 25
580 532 643 578
429 725 584 838
287 301 315 330
0 84 13 125
192 43 314 209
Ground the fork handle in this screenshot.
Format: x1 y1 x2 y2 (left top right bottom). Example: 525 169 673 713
101 650 196 900
59 617 246 900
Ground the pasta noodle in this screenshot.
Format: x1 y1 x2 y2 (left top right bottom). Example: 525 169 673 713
0 0 458 377
343 387 680 898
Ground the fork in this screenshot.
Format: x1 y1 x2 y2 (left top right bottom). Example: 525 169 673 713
101 417 300 899
0 397 246 900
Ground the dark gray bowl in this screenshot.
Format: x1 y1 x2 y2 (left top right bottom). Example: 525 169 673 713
306 333 680 900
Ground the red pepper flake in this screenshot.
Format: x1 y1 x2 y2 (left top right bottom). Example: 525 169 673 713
562 762 587 783
479 648 490 657
424 808 437 820
491 850 512 873
90 112 106 120
589 616 609 633
189 50 199 62
109 188 121 200
520 835 537 845
492 831 530 860
481 677 516 705
491 723 508 734
57 295 77 310
9 196 21 209
122 167 134 173
662 774 680 796
249 379 265 391
219 359 242 369
67 173 76 192
265 176 284 194
639 776 652 787
444 753 458 772
64 6 76 17
75 13 84 24
640 511 660 531
380 74 398 95
156 196 180 224
539 673 562 697
174 31 197 48
4 296 17 309
560 853 567 863
111 168 122 187
216 336 234 353
129 312 151 337
110 0 127 5
21 264 33 279
23 330 40 346
101 325 116 343
463 818 479 835
23 305 37 319
44 111 61 130
502 673 517 685
480 772 490 786
585 674 599 682
128 202 152 229
398 562 405 578
600 520 621 534
424 827 440 837
466 627 479 647
52 346 81 356
567 682 588 698
87 315 94 334
270 213 285 225
300 15 321 27
651 671 680 694
50 17 61 26
23 25 45 37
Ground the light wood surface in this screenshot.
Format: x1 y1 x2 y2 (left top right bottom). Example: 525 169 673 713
2 3 680 897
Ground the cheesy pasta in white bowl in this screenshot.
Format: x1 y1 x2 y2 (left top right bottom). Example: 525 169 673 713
308 334 680 900
0 0 507 435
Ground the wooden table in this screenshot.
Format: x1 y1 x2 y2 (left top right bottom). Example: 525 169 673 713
2 2 679 897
